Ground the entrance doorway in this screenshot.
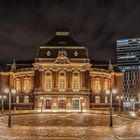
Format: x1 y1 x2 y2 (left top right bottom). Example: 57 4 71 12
72 99 80 110
46 100 52 109
58 99 66 109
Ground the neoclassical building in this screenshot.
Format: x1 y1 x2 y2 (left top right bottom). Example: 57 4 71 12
0 31 123 111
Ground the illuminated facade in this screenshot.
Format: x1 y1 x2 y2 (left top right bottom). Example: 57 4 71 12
0 31 123 111
116 38 140 109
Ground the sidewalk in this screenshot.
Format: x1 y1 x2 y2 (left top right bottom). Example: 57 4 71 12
0 109 140 118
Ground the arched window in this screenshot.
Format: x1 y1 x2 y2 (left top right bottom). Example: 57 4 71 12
95 77 101 93
15 78 21 92
24 77 30 92
59 71 66 91
72 71 80 91
45 71 52 91
103 78 109 91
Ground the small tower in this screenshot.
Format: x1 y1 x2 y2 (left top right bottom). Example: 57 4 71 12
108 59 114 72
11 58 16 72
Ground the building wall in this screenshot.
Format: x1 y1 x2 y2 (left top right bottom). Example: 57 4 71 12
0 67 123 111
116 38 140 109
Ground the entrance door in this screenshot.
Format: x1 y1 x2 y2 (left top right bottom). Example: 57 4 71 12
59 99 66 109
46 100 52 109
73 99 80 110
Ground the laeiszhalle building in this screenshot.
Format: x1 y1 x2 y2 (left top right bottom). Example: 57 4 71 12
0 31 123 112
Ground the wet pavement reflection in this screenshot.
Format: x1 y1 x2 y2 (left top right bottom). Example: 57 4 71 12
0 113 139 140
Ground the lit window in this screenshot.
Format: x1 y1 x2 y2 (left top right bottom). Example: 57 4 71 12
103 78 109 91
15 78 21 92
24 96 29 103
95 96 100 103
95 77 101 93
45 71 52 91
16 96 19 103
24 77 30 92
105 96 108 103
72 72 80 91
59 71 66 91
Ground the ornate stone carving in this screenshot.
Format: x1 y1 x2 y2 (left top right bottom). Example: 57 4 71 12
55 50 70 64
46 51 51 56
74 51 78 56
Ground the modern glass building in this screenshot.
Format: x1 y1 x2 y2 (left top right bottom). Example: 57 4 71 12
116 38 140 110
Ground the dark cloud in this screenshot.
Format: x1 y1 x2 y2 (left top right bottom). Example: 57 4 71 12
0 0 140 64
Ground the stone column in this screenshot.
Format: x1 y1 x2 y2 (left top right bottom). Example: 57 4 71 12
52 96 58 110
39 70 42 89
85 70 90 89
66 97 72 110
81 71 86 89
34 70 40 88
52 71 56 89
66 71 72 91
52 71 58 91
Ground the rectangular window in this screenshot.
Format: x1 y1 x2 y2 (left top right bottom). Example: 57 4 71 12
59 80 65 91
73 79 80 91
95 80 101 93
16 79 21 92
24 79 30 92
16 96 19 103
105 96 108 103
103 79 109 91
46 79 52 91
24 96 29 103
95 96 100 103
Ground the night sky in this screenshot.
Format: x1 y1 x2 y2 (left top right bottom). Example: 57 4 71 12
0 0 140 64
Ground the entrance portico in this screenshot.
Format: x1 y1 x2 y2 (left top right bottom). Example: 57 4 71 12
35 95 89 112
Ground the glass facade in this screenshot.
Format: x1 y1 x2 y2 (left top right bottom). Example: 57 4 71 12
116 38 140 72
116 38 140 104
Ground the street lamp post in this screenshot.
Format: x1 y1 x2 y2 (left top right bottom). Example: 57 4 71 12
4 88 16 127
0 94 7 114
106 89 117 127
116 95 123 116
80 97 83 113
